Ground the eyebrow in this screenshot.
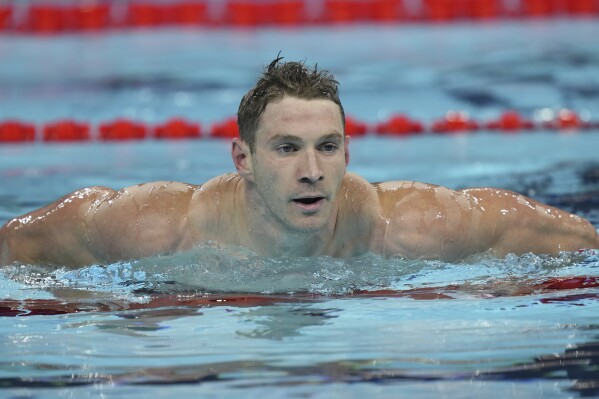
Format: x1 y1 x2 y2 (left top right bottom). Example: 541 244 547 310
268 132 344 144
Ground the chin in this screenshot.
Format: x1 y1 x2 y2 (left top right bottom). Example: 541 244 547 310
286 217 330 234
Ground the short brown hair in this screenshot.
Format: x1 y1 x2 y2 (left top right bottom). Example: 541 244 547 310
237 56 345 152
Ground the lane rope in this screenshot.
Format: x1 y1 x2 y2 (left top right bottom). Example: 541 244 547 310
0 0 598 34
1 110 597 142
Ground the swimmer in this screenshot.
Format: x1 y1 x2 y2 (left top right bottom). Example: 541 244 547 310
1 57 598 267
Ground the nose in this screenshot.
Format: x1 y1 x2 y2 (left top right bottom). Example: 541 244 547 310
298 150 324 184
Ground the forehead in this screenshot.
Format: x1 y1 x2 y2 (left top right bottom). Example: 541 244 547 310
256 96 343 140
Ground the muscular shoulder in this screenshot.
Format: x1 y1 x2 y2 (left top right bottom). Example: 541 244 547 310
374 181 438 212
188 174 242 210
90 181 197 221
116 181 198 201
337 173 382 216
374 181 485 259
373 180 480 215
85 181 199 261
322 174 380 256
186 173 244 236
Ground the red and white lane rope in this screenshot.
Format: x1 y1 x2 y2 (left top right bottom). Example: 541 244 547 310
1 109 597 142
0 0 598 34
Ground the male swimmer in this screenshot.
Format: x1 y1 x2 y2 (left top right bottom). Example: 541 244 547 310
1 57 598 267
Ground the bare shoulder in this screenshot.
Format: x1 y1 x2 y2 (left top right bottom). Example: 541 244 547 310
190 173 243 195
374 182 599 259
85 181 200 262
114 180 199 199
89 181 198 222
372 180 442 212
337 173 385 218
185 173 244 233
341 172 379 196
187 173 243 210
373 181 488 259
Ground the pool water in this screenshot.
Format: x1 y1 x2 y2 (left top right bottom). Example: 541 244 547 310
2 21 599 398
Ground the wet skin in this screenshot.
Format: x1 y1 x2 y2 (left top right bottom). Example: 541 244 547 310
1 96 598 267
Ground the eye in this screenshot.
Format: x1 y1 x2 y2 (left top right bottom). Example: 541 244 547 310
320 143 338 152
276 144 296 153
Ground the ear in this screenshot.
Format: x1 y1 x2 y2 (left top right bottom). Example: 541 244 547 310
231 138 254 182
344 135 351 167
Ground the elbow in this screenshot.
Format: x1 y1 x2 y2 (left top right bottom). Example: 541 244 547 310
0 221 14 266
0 218 43 267
571 216 599 251
585 224 599 250
0 226 7 266
0 222 24 266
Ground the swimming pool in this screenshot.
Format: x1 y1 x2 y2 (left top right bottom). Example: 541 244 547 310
2 19 599 398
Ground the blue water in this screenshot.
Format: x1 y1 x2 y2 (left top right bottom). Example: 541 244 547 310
2 21 599 398
2 20 599 125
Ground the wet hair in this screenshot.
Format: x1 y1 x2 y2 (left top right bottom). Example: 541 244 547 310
237 56 345 152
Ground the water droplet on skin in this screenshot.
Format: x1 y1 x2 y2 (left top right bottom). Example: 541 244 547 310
517 195 535 210
456 193 471 212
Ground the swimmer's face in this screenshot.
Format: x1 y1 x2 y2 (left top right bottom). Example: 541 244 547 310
237 96 349 233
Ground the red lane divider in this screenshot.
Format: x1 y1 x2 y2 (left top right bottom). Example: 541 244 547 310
323 0 407 23
210 117 239 138
154 118 201 139
170 2 209 25
70 4 112 31
485 110 535 131
2 274 599 317
127 3 165 27
2 0 599 34
270 0 308 25
521 0 560 17
375 114 424 136
542 276 599 290
0 6 11 30
1 109 598 143
43 120 91 142
432 111 479 133
567 0 599 14
99 119 148 141
127 2 208 27
225 1 308 26
0 120 36 142
543 108 590 130
345 115 368 136
225 2 269 26
25 5 66 34
22 4 112 33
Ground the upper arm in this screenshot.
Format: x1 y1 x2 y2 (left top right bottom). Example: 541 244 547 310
463 188 599 256
0 186 115 267
1 182 196 267
377 182 489 260
377 183 598 260
85 181 196 264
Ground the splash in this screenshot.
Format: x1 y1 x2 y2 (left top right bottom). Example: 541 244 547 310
1 245 597 301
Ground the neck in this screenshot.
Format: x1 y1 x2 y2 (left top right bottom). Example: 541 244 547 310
239 181 338 257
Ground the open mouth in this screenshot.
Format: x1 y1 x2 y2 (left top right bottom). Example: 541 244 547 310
293 197 324 205
292 196 325 211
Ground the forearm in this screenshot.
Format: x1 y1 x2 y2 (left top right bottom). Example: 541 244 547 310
494 219 599 255
458 188 598 257
0 220 39 266
0 188 112 268
493 205 598 256
0 216 98 267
